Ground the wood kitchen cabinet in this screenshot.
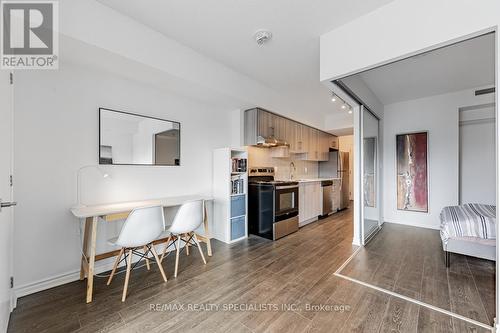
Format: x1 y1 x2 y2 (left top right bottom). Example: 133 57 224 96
298 127 321 161
330 136 339 150
288 122 308 154
299 181 321 225
244 108 337 161
258 110 274 139
298 128 331 161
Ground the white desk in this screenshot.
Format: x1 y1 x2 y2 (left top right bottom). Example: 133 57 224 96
70 195 213 303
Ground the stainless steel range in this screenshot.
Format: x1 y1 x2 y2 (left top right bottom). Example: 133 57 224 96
248 167 299 240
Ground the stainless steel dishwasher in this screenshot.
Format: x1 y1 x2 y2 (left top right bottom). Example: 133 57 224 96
321 180 333 216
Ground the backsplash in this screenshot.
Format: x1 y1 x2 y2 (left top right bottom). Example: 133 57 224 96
247 146 319 180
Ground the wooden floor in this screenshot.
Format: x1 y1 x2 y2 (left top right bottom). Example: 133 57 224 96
8 209 491 333
341 222 496 328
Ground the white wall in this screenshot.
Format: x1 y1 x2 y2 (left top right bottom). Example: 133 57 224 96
460 106 496 205
383 88 494 229
339 135 354 200
60 1 325 129
340 76 384 118
320 0 500 82
13 61 232 291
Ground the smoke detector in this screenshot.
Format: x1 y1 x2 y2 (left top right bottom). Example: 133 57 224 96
254 29 273 46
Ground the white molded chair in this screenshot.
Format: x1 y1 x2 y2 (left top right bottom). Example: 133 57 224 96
160 200 207 277
107 206 167 302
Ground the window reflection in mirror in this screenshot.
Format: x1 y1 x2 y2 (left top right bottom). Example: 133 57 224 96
99 108 180 166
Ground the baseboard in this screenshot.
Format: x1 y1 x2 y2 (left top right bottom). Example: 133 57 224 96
14 269 84 300
382 218 440 230
14 243 175 301
299 217 318 228
14 255 126 300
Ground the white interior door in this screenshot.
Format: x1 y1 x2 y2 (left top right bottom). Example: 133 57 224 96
0 71 14 333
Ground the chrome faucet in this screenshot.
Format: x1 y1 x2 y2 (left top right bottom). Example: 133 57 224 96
289 161 296 180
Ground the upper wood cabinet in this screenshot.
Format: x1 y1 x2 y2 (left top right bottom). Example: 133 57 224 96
318 131 329 161
330 136 339 150
257 109 274 139
307 127 319 161
288 122 308 154
244 108 337 161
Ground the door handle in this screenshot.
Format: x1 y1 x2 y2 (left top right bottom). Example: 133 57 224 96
0 199 17 212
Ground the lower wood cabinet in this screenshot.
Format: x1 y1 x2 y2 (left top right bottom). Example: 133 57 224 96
298 182 322 225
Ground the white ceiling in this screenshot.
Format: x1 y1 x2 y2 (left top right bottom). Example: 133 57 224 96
352 33 496 105
97 0 394 126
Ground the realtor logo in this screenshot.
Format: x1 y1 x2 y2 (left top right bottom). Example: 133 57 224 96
1 1 58 69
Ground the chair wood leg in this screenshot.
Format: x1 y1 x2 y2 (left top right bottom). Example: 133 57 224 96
160 235 172 263
107 248 124 286
185 233 190 256
143 246 150 270
174 236 181 278
122 249 133 302
150 245 167 282
193 233 207 265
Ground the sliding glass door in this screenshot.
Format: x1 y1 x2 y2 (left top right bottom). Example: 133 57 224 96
362 106 380 243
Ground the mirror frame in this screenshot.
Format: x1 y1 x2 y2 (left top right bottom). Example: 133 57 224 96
98 107 181 166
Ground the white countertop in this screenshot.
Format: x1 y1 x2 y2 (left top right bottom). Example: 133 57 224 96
276 178 341 183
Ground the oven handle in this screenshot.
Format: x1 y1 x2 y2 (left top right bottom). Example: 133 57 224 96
275 185 299 190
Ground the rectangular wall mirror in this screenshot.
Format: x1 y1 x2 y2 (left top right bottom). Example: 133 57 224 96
99 108 181 166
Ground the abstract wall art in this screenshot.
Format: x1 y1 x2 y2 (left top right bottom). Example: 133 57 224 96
396 132 428 212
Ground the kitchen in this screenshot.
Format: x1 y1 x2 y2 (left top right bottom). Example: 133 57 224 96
244 108 351 241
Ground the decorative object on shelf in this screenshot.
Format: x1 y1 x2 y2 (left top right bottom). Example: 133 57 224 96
231 158 247 173
396 132 428 212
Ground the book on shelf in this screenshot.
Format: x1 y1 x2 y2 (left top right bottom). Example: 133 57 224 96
231 175 245 195
231 158 247 173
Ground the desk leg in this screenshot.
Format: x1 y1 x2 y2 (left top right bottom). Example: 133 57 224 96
86 216 98 303
79 218 91 280
203 201 212 257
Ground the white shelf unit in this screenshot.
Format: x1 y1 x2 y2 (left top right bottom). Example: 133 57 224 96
213 148 248 244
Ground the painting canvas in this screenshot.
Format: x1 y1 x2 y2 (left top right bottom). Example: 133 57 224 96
396 132 428 212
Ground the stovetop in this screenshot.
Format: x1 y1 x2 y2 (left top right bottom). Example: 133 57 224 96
248 167 298 186
249 179 299 186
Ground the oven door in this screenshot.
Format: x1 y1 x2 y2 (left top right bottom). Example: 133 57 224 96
274 185 299 221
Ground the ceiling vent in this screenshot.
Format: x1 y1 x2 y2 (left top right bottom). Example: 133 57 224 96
254 30 272 46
